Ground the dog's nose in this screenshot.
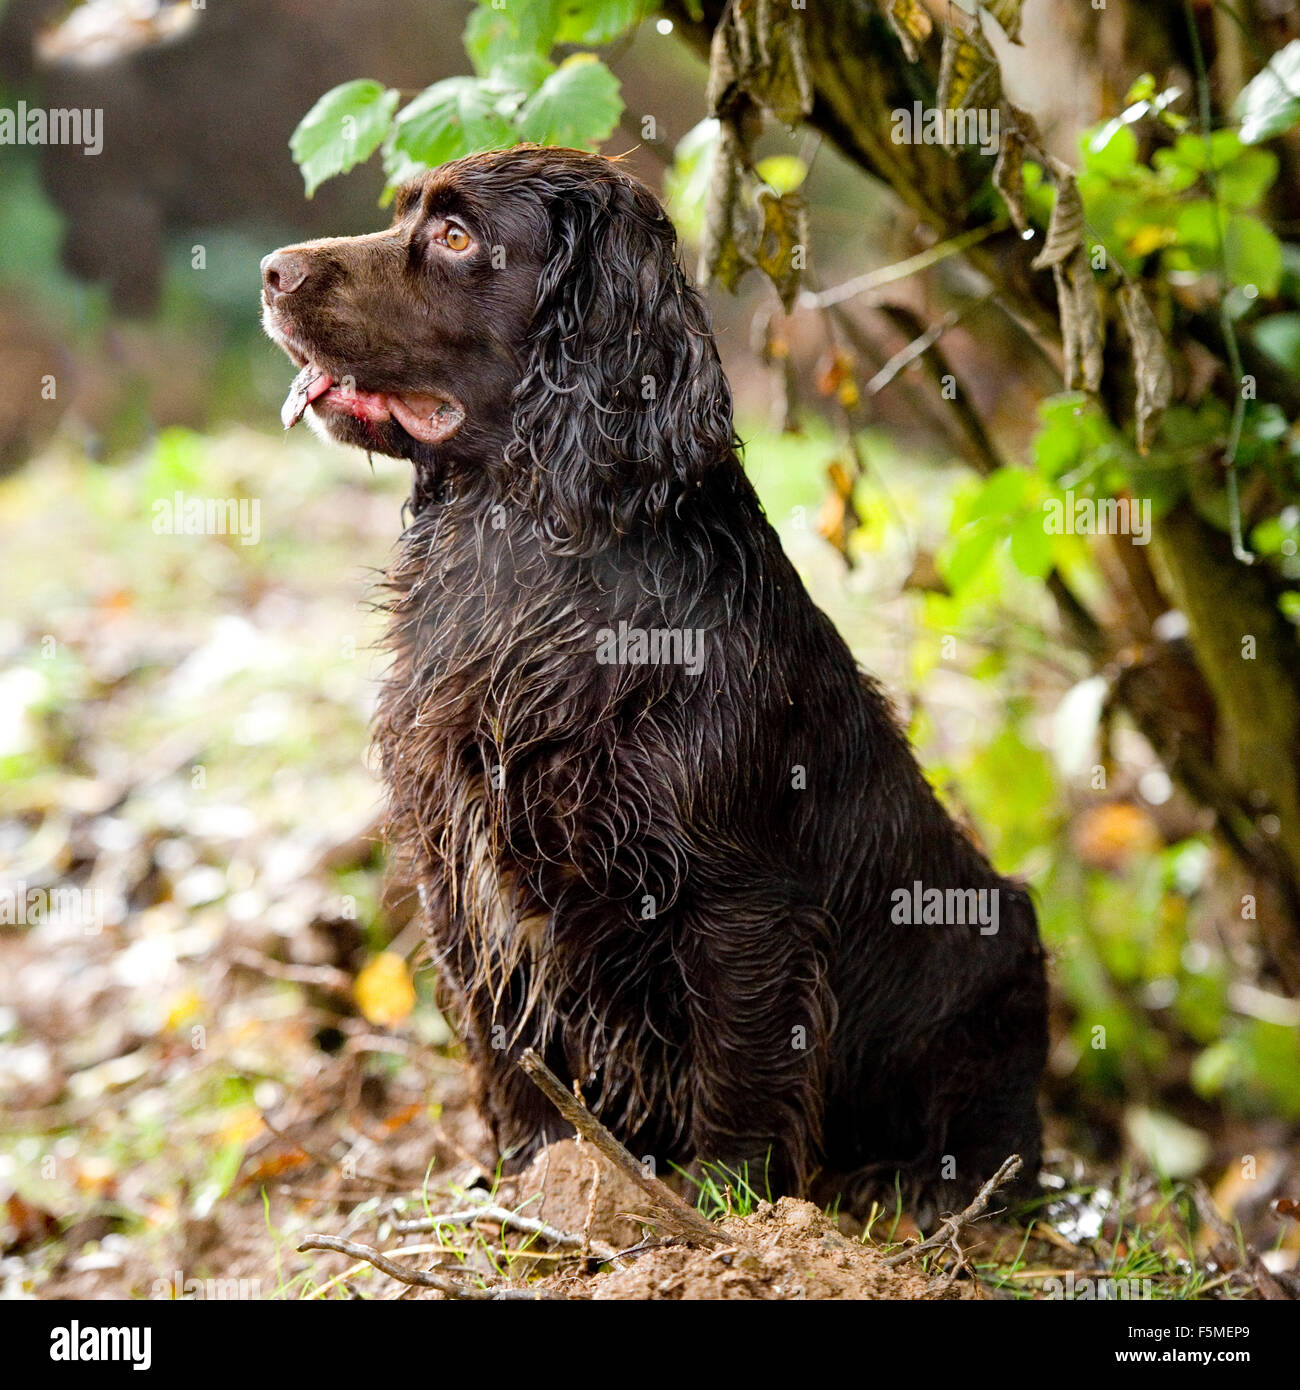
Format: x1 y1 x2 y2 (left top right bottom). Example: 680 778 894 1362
261 250 310 305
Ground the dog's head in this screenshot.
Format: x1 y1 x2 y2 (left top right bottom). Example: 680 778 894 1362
262 145 734 548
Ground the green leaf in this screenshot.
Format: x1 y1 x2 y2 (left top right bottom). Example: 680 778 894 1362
390 77 514 172
966 466 1029 521
1172 199 1223 268
1224 213 1282 295
515 55 622 149
1253 312 1300 374
939 525 999 591
1234 39 1300 144
485 52 555 96
756 155 808 194
464 0 558 76
1216 146 1277 209
1083 120 1138 177
1155 128 1243 175
664 118 722 241
290 79 399 196
1009 512 1055 578
554 0 648 44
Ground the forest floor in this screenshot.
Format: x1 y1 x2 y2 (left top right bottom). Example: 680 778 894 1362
2 428 1296 1300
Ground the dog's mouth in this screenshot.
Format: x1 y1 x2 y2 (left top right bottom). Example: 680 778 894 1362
279 359 466 445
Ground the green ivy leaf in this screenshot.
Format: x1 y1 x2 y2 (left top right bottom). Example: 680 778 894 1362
1234 39 1300 145
390 77 514 173
486 52 556 97
291 79 399 196
554 0 648 44
1155 128 1243 175
965 466 1029 521
464 0 558 76
515 55 622 149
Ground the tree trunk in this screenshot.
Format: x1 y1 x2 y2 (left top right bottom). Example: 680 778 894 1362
665 0 1300 989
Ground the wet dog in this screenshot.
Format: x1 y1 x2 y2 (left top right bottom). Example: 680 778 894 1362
262 146 1048 1212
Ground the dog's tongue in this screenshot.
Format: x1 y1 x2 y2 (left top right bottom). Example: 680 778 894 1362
281 366 465 443
281 365 333 429
389 393 466 444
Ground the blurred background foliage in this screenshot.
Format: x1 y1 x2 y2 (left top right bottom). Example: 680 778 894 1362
1 0 1298 1296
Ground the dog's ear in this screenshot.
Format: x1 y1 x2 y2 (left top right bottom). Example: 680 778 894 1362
505 172 734 554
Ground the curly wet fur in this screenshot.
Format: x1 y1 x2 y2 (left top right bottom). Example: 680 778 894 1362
263 147 1049 1213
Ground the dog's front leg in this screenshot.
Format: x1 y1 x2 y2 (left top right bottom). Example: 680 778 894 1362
677 895 835 1197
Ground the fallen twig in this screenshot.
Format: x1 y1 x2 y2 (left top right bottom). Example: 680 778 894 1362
517 1048 748 1252
296 1234 564 1300
883 1155 1023 1267
392 1202 617 1261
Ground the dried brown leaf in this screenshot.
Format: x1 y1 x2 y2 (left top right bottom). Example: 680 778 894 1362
1119 281 1174 451
993 104 1040 233
755 189 808 311
818 458 862 563
699 123 759 293
885 0 933 63
937 18 1001 116
1031 165 1084 270
707 0 813 126
1054 244 1104 393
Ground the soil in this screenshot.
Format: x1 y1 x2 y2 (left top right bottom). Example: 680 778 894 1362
497 1139 963 1300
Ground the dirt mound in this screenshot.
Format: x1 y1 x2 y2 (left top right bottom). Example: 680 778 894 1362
586 1198 972 1300
504 1140 652 1252
497 1151 967 1301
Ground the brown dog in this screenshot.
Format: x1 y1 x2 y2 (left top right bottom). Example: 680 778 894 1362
262 146 1048 1213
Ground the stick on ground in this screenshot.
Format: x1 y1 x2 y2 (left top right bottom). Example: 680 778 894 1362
297 1233 564 1300
517 1047 747 1252
392 1201 617 1261
883 1154 1023 1267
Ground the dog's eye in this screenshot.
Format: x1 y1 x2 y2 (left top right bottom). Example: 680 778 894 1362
443 224 471 252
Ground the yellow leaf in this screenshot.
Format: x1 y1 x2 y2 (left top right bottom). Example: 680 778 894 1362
75 1156 117 1196
218 1105 265 1149
354 952 416 1028
164 988 203 1032
1126 224 1179 258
